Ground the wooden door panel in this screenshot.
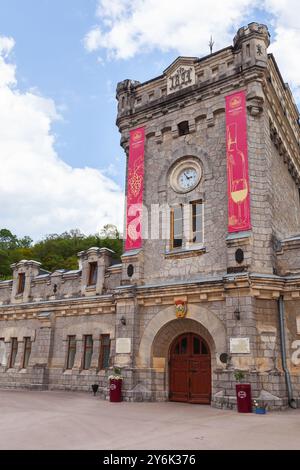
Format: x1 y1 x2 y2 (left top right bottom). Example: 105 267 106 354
189 357 211 403
170 356 188 401
169 370 188 401
169 333 211 404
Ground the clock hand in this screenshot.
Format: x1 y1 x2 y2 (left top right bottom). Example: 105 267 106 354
184 172 191 180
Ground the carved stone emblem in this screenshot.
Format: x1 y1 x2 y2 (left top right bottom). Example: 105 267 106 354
175 299 187 318
167 65 196 95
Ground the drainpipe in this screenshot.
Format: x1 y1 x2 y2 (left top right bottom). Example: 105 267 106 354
278 295 297 408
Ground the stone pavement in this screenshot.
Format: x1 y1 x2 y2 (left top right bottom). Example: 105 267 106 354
0 390 299 450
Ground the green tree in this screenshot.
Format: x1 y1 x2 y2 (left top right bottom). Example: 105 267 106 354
0 249 11 279
0 226 123 277
18 236 33 248
0 229 18 250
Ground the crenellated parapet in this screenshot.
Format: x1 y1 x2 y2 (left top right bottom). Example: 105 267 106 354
233 22 270 69
116 22 273 143
0 247 122 307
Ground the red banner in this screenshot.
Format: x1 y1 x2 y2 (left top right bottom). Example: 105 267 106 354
226 91 251 233
125 127 145 251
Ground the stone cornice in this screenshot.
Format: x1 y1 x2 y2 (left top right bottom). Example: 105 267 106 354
269 118 300 186
0 280 12 289
267 54 299 125
249 273 300 300
106 264 122 273
116 66 266 137
277 235 300 252
0 294 115 319
265 61 300 179
10 259 42 270
117 272 300 304
2 271 300 315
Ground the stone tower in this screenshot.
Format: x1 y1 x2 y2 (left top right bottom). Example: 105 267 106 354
114 22 300 406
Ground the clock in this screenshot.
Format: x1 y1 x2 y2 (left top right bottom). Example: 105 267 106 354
178 167 199 191
170 158 202 193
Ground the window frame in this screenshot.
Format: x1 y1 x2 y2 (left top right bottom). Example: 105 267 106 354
88 262 98 287
0 337 5 367
189 200 204 246
98 334 111 370
169 201 204 251
82 335 93 370
9 337 18 368
66 335 76 370
17 273 26 294
22 337 32 369
170 205 183 250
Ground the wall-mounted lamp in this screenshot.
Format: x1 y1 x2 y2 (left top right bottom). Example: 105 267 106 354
120 316 126 326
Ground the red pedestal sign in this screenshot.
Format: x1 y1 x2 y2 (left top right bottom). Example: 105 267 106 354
236 383 252 413
109 379 122 402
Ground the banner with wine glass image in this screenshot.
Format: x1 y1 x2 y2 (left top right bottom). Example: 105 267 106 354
226 90 251 233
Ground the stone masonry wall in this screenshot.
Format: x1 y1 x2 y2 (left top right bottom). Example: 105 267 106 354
270 137 300 241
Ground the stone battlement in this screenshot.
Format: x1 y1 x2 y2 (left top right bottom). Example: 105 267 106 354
0 247 122 306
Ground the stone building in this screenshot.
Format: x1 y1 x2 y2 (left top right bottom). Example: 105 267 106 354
0 22 300 409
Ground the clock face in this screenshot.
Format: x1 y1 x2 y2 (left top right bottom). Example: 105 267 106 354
178 167 199 191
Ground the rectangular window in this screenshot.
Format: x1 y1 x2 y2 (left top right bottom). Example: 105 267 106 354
178 121 189 136
190 200 203 244
10 338 18 368
83 335 93 370
99 334 111 370
22 337 31 369
170 205 183 249
17 273 26 294
88 262 98 286
0 338 6 367
66 336 76 370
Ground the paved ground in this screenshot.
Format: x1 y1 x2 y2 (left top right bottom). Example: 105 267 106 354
0 390 299 450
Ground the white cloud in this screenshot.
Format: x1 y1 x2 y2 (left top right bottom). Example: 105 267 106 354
0 36 15 57
0 37 16 88
84 0 259 59
0 37 124 240
265 0 300 101
84 0 300 105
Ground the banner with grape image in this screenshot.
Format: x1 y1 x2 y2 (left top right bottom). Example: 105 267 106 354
125 127 145 251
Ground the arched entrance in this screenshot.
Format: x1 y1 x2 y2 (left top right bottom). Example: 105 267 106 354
169 333 211 404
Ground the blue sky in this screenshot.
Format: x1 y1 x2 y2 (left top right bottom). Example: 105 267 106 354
0 0 299 240
0 0 179 186
0 0 126 185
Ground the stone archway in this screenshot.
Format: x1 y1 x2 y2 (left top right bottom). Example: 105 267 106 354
137 304 227 370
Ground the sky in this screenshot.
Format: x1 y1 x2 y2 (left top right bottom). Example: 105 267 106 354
0 0 299 241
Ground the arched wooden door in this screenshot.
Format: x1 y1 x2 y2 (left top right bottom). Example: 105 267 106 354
169 333 211 404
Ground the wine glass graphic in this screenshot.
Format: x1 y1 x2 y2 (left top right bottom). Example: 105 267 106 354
227 123 249 227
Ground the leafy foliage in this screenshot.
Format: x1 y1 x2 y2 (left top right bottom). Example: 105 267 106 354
234 370 245 382
0 225 123 279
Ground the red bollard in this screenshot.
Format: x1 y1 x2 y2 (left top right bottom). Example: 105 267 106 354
236 383 252 413
109 379 122 402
